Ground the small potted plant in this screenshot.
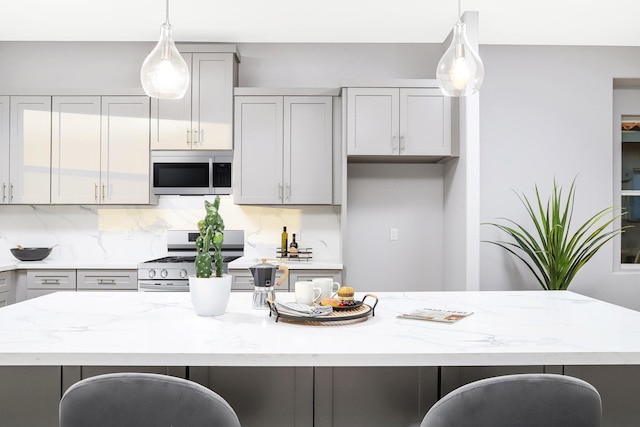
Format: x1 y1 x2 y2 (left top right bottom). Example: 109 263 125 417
189 196 233 316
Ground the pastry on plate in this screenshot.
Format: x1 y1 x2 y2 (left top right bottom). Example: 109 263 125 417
337 286 356 306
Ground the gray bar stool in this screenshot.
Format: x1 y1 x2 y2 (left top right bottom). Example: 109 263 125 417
60 372 241 427
421 373 601 427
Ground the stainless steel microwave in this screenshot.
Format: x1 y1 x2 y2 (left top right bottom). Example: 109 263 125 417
151 151 233 195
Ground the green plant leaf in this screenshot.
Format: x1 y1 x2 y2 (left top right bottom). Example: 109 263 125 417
482 178 628 290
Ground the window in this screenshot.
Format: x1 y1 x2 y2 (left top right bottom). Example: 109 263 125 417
620 116 640 264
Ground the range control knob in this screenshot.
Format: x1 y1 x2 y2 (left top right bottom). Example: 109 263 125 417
148 269 156 279
179 269 188 279
160 269 168 278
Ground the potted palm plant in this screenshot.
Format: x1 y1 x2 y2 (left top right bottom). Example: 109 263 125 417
483 178 627 290
189 196 233 316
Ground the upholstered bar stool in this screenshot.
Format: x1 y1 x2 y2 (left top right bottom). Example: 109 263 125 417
421 373 602 427
60 372 241 427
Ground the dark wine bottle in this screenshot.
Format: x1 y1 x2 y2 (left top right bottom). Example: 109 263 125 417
289 233 299 258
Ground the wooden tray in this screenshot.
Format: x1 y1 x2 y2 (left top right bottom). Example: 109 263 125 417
267 294 378 325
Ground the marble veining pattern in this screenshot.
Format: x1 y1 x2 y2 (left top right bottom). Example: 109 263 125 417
0 290 638 367
0 195 342 265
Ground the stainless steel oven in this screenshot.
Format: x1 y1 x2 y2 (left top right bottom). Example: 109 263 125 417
151 150 233 195
138 229 244 292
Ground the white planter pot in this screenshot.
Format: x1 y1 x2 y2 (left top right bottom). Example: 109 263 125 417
188 274 232 316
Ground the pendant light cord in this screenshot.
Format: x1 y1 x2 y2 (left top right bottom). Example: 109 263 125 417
457 0 462 21
165 0 170 25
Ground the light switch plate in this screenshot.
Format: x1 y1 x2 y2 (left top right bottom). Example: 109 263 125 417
390 227 398 241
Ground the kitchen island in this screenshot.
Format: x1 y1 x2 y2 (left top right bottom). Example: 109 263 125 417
1 290 639 427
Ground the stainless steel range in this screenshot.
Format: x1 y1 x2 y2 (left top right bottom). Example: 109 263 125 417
138 229 244 292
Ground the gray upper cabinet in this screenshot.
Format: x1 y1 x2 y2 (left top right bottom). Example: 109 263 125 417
0 96 10 204
51 96 150 204
151 52 238 150
346 87 451 160
0 96 52 204
234 95 333 205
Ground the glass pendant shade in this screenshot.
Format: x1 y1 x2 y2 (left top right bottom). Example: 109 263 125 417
140 22 190 99
436 20 484 97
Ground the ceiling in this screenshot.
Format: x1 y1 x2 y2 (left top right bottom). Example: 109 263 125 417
1 0 638 47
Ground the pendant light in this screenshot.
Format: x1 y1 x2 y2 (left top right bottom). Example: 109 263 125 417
436 0 484 97
140 0 189 99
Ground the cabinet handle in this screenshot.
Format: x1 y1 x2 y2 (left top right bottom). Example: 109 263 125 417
10 183 14 202
278 183 283 201
199 129 204 144
186 128 191 145
94 184 98 202
42 279 60 285
2 183 5 203
98 279 116 285
285 183 291 201
102 184 107 201
193 129 199 145
400 136 406 153
392 136 398 153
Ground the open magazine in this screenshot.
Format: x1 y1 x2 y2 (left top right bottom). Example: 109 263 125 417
398 308 473 324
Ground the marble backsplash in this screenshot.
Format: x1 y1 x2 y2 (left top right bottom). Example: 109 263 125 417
0 195 342 264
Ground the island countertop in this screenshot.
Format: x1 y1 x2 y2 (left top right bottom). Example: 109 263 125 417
0 290 638 367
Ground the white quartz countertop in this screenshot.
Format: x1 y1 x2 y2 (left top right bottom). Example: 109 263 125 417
0 256 342 272
228 256 342 270
0 290 638 367
0 259 141 271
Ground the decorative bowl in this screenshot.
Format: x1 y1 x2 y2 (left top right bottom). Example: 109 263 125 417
10 247 52 261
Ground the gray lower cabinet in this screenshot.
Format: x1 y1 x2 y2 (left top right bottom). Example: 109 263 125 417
0 271 14 306
24 269 137 299
565 365 640 427
288 269 342 285
314 367 438 427
229 269 289 291
76 269 137 291
230 268 343 292
0 366 61 427
26 269 76 299
189 366 314 427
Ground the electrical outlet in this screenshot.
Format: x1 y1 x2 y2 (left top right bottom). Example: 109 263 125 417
125 229 134 240
390 227 398 241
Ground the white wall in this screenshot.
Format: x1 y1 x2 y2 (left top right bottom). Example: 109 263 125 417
479 45 640 309
345 163 444 291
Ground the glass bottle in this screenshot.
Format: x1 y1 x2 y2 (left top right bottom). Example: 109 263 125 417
281 226 288 257
289 234 299 258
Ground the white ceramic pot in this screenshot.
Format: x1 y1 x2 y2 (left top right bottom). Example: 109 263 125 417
188 274 232 316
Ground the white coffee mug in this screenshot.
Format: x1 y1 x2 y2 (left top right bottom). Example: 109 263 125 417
312 278 340 301
295 281 322 305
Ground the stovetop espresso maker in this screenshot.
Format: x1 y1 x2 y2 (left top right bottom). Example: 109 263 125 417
249 259 289 309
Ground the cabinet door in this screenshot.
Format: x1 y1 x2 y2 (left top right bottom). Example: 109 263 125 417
76 269 137 291
9 96 51 204
0 96 9 204
51 96 101 204
191 53 235 150
230 270 289 291
346 88 399 156
234 96 284 204
0 271 12 306
284 96 333 204
399 88 451 156
288 270 342 285
150 53 193 150
101 96 150 204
